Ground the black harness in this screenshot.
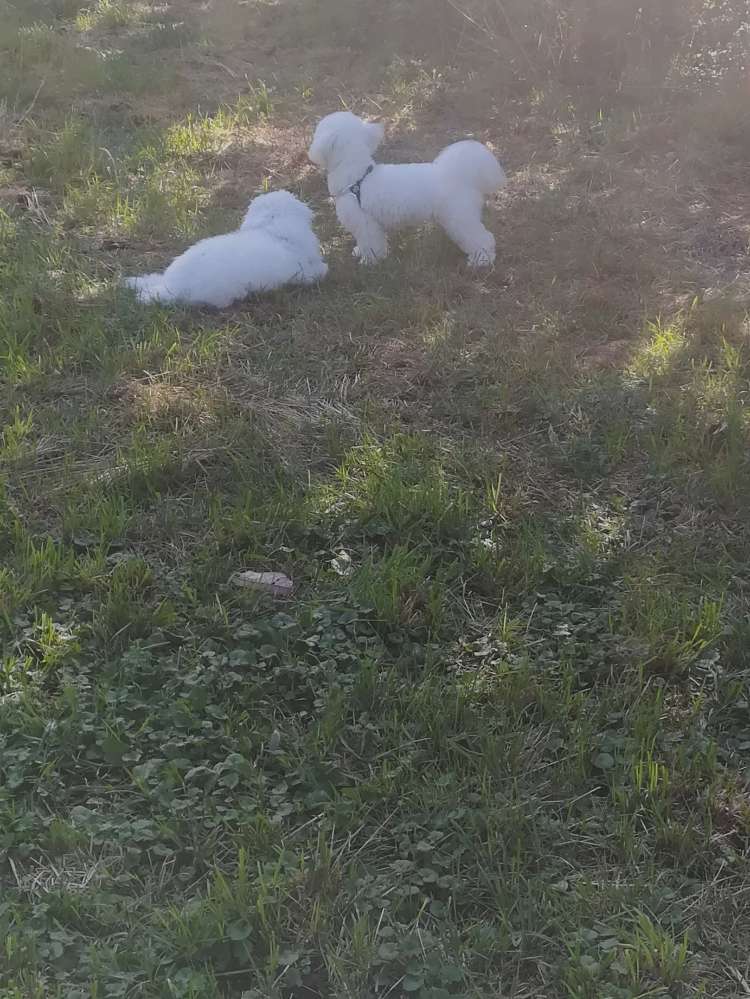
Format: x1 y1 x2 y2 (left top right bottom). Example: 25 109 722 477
348 164 374 206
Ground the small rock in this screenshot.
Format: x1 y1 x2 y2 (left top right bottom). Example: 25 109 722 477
330 550 353 577
231 570 294 596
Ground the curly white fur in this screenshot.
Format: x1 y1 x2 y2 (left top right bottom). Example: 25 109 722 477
123 191 328 308
308 111 506 267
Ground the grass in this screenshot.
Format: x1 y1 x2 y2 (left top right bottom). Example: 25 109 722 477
1 0 750 996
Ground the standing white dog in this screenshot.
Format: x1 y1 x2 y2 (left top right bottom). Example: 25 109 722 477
123 190 328 308
308 111 506 267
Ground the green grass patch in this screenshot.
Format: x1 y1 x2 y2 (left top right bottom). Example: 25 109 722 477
1 1 750 997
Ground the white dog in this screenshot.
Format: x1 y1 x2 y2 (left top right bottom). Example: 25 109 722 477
123 190 327 308
308 111 506 267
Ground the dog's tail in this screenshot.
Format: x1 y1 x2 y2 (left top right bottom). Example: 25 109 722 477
433 140 507 195
123 273 175 304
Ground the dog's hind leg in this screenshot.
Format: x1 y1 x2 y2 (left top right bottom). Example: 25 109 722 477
439 201 496 268
336 198 388 264
442 219 496 267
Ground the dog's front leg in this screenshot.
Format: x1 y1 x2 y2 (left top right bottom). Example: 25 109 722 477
353 219 388 265
336 198 388 264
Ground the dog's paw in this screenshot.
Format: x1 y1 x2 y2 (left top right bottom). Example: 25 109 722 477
355 246 385 266
467 250 495 269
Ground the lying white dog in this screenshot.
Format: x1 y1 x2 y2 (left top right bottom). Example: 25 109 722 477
308 111 506 267
123 190 327 308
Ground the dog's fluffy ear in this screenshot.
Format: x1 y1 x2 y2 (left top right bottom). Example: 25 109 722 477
308 132 337 167
364 121 385 151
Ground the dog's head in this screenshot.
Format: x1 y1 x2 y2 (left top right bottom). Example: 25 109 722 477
308 111 384 171
240 190 314 233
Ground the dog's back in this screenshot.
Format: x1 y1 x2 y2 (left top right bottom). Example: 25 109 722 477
360 163 440 225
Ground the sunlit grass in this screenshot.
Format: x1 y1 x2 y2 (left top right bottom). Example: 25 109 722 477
76 0 141 30
629 316 686 379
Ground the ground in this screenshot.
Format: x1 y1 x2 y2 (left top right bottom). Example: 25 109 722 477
1 1 750 997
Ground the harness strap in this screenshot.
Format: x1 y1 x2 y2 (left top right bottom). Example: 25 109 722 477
347 164 374 206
